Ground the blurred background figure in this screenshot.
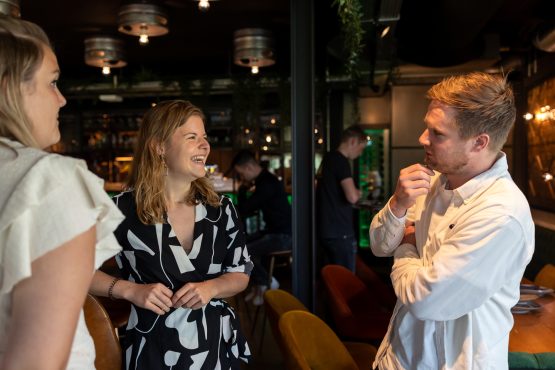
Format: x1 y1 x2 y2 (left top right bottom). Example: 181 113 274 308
316 125 367 272
232 150 292 305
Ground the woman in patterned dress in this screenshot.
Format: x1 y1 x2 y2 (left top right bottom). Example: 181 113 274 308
90 100 253 369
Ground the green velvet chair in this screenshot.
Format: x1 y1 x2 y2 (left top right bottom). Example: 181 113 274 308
509 352 555 369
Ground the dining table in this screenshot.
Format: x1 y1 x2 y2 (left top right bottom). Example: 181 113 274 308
509 281 555 353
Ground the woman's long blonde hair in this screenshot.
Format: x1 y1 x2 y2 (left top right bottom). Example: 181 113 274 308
0 15 51 148
128 100 220 225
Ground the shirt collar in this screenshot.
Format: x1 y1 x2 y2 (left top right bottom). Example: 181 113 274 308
439 152 508 205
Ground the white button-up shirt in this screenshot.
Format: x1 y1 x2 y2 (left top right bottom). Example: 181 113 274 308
370 153 534 370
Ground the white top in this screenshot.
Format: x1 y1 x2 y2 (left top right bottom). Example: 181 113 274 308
0 138 124 369
370 153 534 370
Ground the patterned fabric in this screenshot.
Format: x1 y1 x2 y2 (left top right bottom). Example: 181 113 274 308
113 191 253 370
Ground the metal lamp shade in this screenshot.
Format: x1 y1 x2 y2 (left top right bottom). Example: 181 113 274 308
117 2 169 37
233 28 276 68
0 0 20 18
534 27 555 53
84 37 127 68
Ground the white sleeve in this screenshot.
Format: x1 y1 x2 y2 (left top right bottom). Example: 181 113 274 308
390 211 531 321
369 197 408 257
0 155 124 295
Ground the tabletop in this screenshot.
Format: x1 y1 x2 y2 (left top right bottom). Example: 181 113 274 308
509 284 555 353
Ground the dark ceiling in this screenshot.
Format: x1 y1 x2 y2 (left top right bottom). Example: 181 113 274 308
16 0 555 86
20 0 294 82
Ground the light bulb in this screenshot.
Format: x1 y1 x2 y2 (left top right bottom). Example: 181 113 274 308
102 66 111 75
251 65 259 74
381 26 390 38
139 34 149 45
542 172 554 182
523 113 534 121
198 0 210 11
265 135 272 143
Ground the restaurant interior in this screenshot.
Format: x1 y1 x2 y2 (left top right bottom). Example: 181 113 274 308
9 0 555 368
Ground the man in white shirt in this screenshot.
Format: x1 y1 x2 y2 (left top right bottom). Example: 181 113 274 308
370 72 534 370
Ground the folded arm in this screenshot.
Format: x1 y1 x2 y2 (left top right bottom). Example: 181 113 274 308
370 164 433 257
391 213 529 321
369 200 409 257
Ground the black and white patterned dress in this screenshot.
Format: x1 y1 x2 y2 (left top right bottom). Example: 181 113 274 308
112 191 253 370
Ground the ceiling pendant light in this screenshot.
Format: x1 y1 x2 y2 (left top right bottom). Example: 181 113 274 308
117 1 169 46
84 37 127 75
0 0 20 17
198 0 210 12
233 28 275 75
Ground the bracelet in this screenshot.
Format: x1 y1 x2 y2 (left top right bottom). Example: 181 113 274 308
108 277 121 300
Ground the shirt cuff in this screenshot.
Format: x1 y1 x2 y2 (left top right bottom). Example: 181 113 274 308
385 198 407 224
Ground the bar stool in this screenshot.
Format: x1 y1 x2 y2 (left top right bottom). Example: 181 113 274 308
251 249 292 352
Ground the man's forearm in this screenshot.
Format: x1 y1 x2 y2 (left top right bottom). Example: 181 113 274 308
369 199 407 257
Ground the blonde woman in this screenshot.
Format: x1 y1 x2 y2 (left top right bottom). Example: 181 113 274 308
0 16 123 369
91 100 252 369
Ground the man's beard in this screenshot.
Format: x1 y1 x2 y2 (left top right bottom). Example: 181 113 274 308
424 151 469 174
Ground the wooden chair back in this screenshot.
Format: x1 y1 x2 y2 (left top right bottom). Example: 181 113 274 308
83 294 122 370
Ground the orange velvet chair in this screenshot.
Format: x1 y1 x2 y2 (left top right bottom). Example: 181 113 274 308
83 294 122 370
321 264 391 343
279 310 377 370
264 289 376 370
355 255 396 310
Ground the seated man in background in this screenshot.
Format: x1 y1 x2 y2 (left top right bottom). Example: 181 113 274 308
232 150 292 305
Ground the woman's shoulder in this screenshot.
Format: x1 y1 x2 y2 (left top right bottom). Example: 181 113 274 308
0 148 124 293
112 189 134 204
218 195 240 220
41 152 89 177
2 150 98 207
219 194 234 206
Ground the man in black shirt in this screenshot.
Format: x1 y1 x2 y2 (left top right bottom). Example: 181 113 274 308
232 150 292 305
316 125 367 272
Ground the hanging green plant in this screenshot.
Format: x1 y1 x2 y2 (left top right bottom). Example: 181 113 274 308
332 0 365 84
